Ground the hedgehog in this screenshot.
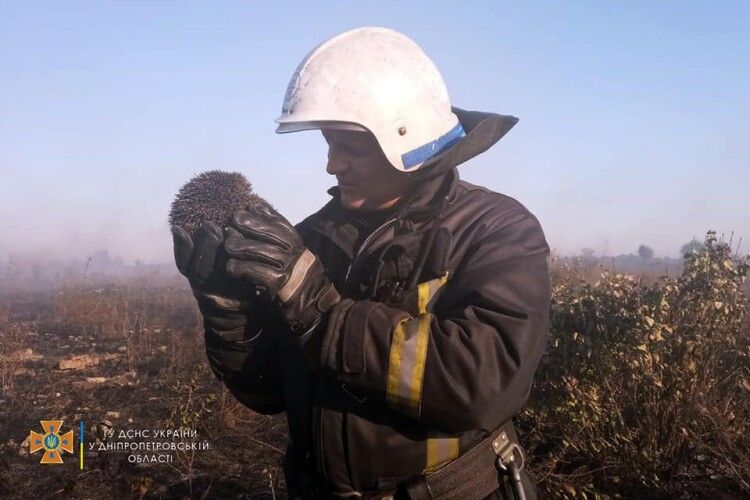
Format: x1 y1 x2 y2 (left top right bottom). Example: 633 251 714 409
169 170 267 236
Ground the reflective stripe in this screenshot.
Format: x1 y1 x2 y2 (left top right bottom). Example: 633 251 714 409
278 249 316 302
417 273 449 314
386 273 449 417
386 315 430 417
401 123 466 170
425 437 460 472
386 321 406 411
410 314 430 409
201 292 245 312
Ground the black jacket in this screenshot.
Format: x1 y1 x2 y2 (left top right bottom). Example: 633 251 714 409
205 108 551 498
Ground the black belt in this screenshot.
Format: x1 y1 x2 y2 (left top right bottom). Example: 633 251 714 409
298 422 530 500
403 421 528 500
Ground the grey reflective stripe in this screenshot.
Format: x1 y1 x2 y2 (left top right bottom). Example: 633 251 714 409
386 273 449 417
417 273 448 314
418 273 449 314
278 249 316 303
197 290 245 312
386 314 430 417
395 317 421 404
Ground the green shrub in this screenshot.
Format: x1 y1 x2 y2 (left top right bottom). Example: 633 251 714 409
521 231 750 498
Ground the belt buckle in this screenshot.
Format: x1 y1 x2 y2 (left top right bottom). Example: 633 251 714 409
492 431 525 471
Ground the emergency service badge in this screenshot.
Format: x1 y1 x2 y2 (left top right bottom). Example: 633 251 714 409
28 420 74 464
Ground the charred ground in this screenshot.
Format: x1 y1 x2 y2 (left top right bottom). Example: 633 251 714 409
0 286 287 499
1 231 748 499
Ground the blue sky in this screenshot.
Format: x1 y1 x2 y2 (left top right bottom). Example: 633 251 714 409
1 1 748 263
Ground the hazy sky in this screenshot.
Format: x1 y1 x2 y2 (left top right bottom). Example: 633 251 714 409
2 1 748 263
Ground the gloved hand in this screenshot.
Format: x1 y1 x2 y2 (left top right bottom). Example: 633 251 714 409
223 202 341 333
172 222 267 374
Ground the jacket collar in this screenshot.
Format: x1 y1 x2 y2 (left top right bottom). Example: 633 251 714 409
303 108 518 251
412 107 518 181
326 108 517 213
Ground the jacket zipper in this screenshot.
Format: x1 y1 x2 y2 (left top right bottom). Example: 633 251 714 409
344 217 399 287
316 216 398 490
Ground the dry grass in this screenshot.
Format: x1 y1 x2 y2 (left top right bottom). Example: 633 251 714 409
1 231 748 498
523 232 750 498
0 285 287 499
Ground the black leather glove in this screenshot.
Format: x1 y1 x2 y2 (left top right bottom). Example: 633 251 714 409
223 202 341 333
172 222 268 374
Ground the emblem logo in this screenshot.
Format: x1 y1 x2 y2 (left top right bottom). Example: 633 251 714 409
29 420 74 464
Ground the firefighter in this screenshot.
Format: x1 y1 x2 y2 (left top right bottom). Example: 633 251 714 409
173 27 551 499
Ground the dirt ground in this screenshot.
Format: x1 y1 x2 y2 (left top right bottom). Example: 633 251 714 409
0 287 289 499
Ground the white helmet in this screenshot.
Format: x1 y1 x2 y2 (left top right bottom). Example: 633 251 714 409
275 26 465 172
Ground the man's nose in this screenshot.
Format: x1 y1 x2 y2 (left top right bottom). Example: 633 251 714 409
326 148 348 175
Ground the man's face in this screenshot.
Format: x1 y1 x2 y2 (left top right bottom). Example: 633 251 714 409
322 129 411 211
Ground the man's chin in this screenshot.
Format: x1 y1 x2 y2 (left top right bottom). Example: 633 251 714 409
340 193 366 210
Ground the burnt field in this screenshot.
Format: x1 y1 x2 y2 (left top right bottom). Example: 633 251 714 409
0 286 287 499
1 232 749 499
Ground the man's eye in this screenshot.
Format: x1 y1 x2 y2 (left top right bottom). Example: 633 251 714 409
335 144 363 156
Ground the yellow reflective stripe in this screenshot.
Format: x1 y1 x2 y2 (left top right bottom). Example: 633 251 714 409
426 439 439 470
397 319 420 411
386 315 431 417
386 273 448 417
386 319 407 410
418 282 430 315
417 272 449 314
425 437 460 472
409 314 430 409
